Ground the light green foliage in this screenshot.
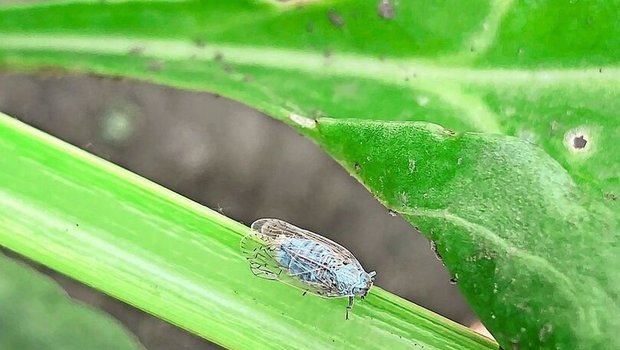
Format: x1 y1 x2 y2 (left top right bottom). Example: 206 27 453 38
0 252 143 350
0 0 618 348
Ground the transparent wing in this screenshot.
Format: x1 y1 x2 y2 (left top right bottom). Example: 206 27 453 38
241 221 350 298
251 218 358 269
240 231 284 280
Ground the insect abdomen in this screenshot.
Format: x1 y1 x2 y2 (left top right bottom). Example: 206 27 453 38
276 238 334 285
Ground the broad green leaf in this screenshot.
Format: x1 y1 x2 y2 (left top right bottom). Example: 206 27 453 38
0 113 496 350
0 252 143 350
314 118 619 349
0 0 618 348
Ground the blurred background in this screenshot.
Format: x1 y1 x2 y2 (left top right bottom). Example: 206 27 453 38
0 72 480 350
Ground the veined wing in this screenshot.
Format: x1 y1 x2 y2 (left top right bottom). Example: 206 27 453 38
240 230 284 280
240 224 347 298
251 218 357 270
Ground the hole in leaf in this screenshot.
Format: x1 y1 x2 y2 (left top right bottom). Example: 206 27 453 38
573 135 587 149
564 127 593 154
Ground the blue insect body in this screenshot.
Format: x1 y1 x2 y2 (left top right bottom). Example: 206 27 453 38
240 218 376 320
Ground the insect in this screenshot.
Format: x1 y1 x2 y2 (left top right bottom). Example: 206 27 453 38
240 218 376 320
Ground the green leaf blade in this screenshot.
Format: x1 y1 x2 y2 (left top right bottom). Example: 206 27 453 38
316 118 619 349
0 113 495 349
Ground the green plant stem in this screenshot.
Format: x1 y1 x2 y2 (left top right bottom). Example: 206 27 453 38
0 113 496 350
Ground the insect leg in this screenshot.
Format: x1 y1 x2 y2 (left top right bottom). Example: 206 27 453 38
346 295 354 320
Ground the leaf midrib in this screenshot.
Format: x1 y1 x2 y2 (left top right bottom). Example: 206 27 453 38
3 33 618 134
2 34 618 85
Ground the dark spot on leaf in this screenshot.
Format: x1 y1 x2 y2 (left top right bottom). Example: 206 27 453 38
470 46 475 52
243 74 255 82
604 192 617 201
449 276 458 285
328 9 345 28
572 135 587 149
306 22 315 33
193 37 206 48
324 48 333 58
388 210 397 217
223 64 234 73
599 67 603 73
146 60 164 72
354 162 361 172
75 223 79 227
128 46 144 56
214 52 224 61
377 0 395 19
